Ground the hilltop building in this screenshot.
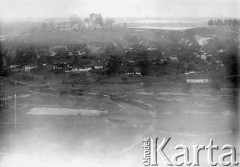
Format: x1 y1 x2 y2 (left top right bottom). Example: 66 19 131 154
88 13 103 29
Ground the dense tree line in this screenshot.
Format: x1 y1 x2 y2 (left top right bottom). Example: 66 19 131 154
208 19 240 31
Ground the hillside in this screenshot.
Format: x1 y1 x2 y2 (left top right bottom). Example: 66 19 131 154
1 27 239 89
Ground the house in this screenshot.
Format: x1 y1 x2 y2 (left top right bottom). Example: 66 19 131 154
77 51 86 56
147 47 157 51
169 56 178 62
55 24 72 32
68 65 92 73
119 67 141 76
52 62 69 73
160 58 168 64
68 52 73 56
186 79 209 83
24 66 37 72
10 65 21 72
94 66 103 69
186 73 210 84
200 55 207 60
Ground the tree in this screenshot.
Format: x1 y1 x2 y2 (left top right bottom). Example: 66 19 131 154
136 52 150 76
137 59 150 76
69 15 82 26
48 19 55 31
0 49 4 75
106 55 121 75
41 23 48 31
208 20 213 26
95 14 103 26
105 18 115 27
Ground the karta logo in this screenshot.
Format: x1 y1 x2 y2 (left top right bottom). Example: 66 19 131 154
142 138 239 166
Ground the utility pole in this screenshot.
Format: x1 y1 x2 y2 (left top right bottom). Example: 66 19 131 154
14 81 17 128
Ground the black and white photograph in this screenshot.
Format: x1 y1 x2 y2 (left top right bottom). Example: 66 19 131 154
0 0 239 166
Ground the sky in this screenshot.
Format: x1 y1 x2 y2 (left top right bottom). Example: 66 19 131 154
0 0 239 19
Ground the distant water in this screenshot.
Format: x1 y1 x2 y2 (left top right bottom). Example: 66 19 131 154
129 26 195 30
0 32 30 41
